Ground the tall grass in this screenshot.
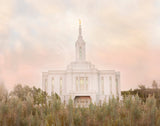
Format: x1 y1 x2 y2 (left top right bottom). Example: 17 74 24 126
0 84 160 126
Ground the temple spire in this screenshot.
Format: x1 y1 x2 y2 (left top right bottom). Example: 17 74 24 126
79 19 82 37
76 19 86 61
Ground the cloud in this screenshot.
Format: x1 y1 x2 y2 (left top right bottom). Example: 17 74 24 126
0 0 160 90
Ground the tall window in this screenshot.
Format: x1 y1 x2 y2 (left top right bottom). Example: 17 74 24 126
109 76 112 94
60 78 62 95
81 77 85 91
80 77 83 91
76 77 88 91
82 78 84 90
51 77 54 93
101 77 104 95
86 77 88 90
45 79 48 92
116 78 119 96
76 77 78 91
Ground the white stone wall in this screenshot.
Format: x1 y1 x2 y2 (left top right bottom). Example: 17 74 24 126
42 69 120 105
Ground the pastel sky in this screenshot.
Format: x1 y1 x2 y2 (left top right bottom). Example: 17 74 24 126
0 0 160 90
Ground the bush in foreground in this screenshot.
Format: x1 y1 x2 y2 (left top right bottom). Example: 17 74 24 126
0 84 160 126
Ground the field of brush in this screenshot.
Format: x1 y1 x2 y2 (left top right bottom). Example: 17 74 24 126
0 84 160 126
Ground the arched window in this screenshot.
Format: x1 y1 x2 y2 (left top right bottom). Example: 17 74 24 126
101 77 104 95
51 77 54 93
60 78 62 95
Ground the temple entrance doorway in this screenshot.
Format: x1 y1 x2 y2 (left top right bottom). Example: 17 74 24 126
74 96 91 107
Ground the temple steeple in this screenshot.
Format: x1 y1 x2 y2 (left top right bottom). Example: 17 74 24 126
76 20 86 61
79 19 82 37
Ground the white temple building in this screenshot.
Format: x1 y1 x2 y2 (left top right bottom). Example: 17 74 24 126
42 21 121 106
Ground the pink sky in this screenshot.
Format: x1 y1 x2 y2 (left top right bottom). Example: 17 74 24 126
0 0 160 90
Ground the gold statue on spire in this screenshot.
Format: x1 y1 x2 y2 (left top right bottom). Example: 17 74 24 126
79 19 81 25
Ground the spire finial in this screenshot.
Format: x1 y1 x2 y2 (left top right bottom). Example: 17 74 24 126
79 19 81 25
